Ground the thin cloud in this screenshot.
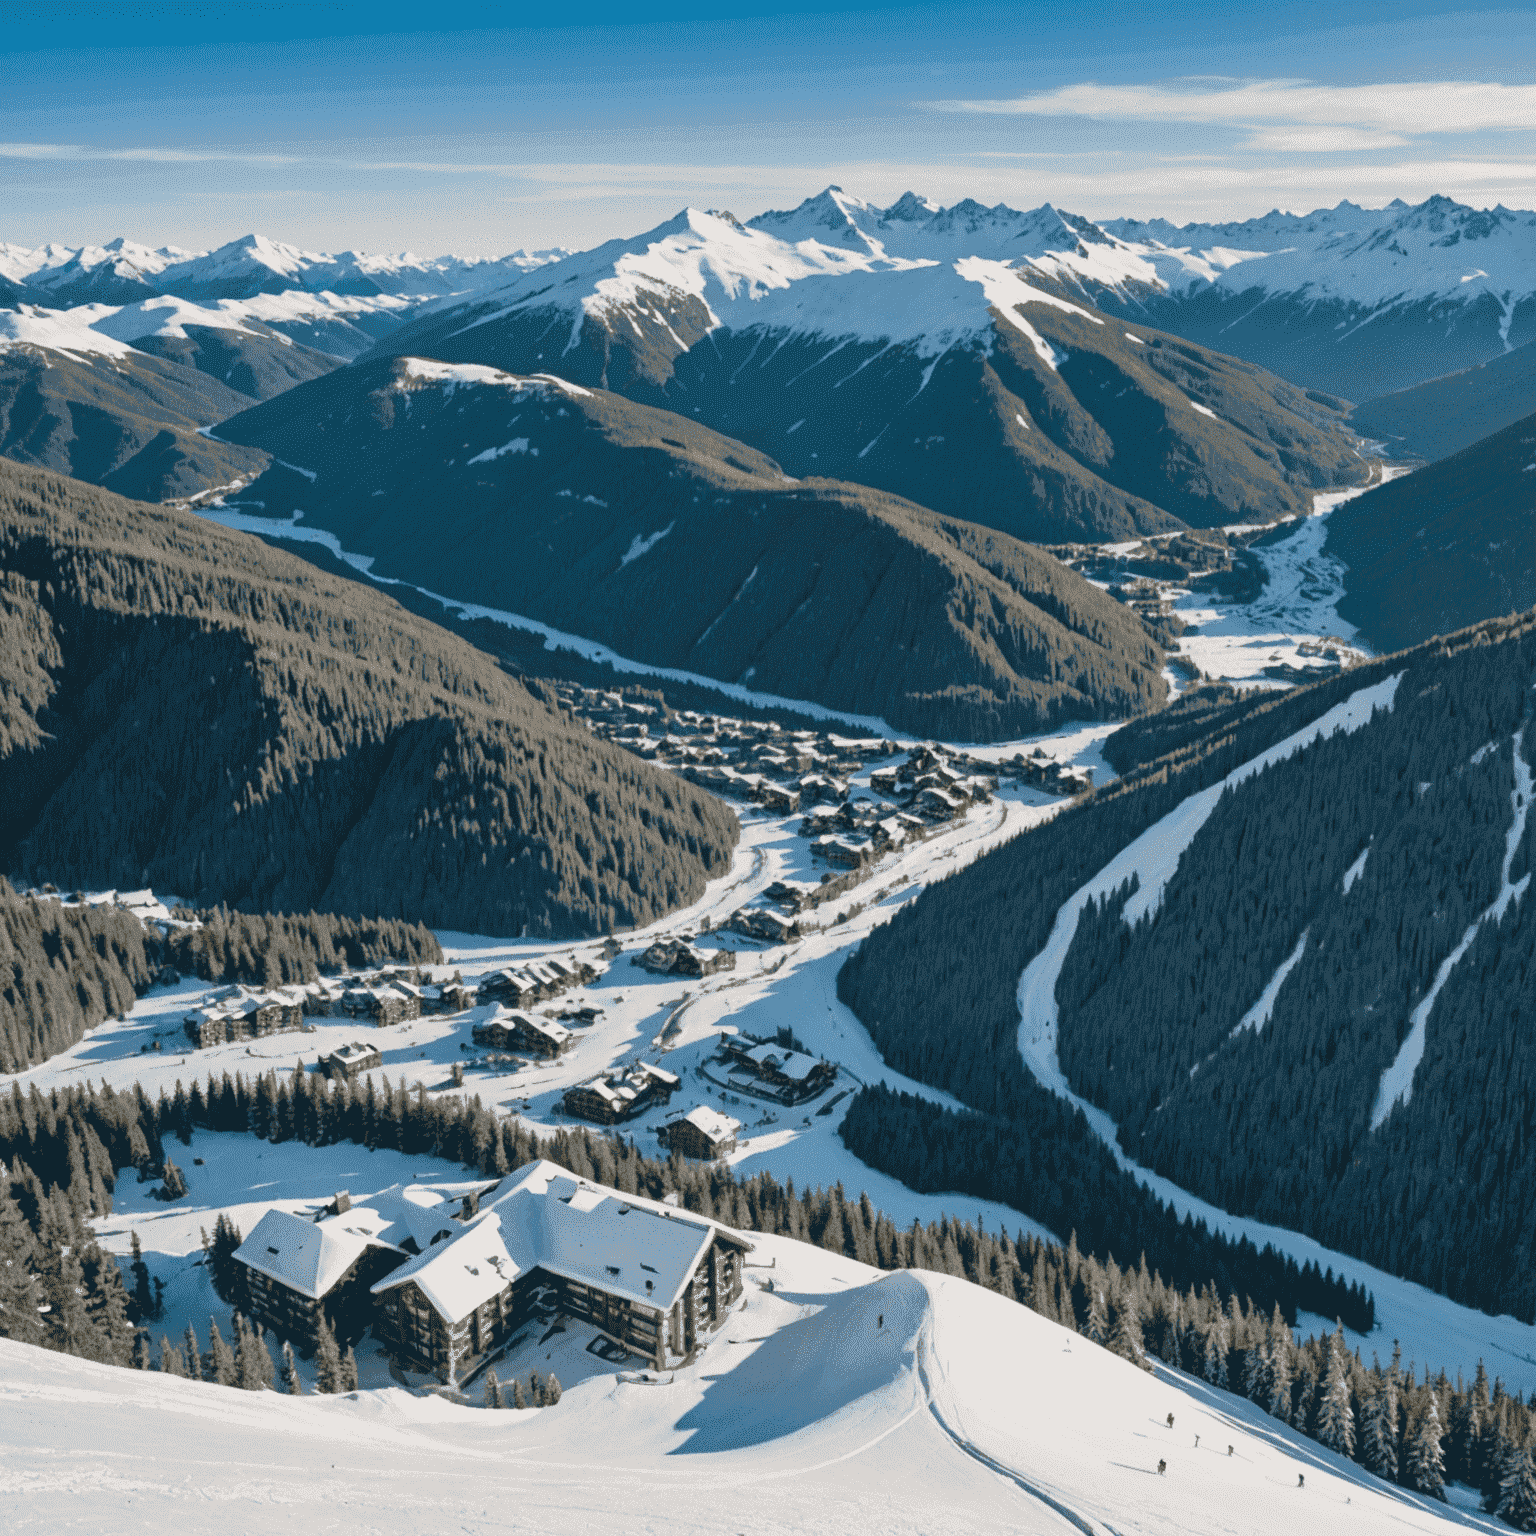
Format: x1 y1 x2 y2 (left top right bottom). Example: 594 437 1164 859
929 79 1536 139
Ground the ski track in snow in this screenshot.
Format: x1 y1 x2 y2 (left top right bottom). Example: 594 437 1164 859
1341 846 1370 894
1231 929 1309 1039
1370 729 1533 1129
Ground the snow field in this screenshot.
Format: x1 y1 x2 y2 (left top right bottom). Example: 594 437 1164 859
0 1233 1489 1535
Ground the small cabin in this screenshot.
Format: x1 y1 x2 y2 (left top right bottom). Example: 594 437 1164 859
319 1041 382 1082
660 1105 741 1160
563 1062 680 1125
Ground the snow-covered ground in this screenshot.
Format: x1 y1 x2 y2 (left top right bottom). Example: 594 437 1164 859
0 1233 1492 1536
1166 470 1410 690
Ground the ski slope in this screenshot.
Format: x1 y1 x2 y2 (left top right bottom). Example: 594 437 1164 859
0 1235 1490 1536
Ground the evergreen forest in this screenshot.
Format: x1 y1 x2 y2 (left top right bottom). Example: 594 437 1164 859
0 458 738 939
839 614 1536 1319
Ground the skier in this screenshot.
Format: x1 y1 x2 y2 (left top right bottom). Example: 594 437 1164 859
1227 1445 1234 1457
1298 1474 1305 1488
877 1315 883 1329
1194 1434 1200 1448
1157 1459 1167 1476
1166 1413 1175 1429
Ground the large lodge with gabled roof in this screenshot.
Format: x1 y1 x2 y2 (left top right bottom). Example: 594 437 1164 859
232 1160 751 1387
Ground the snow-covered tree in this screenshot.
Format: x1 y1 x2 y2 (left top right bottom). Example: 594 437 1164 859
1085 1286 1109 1346
1406 1396 1447 1500
340 1345 359 1393
281 1340 302 1394
1108 1285 1149 1370
1361 1359 1399 1483
1497 1440 1536 1532
1316 1324 1356 1458
1202 1315 1229 1392
484 1368 503 1409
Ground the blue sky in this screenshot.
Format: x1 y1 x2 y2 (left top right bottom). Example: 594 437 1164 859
6 1 1536 254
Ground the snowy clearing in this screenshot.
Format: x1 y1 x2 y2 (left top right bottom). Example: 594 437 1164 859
0 1234 1487 1536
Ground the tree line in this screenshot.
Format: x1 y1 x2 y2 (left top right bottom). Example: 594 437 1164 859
840 1085 1373 1330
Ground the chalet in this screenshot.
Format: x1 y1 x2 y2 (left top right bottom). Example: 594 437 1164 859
659 1105 741 1160
476 956 597 1010
633 938 736 977
727 907 799 944
796 773 848 809
423 981 476 1014
233 1206 404 1350
342 985 407 1027
755 783 798 814
563 1062 680 1125
763 879 819 913
719 1036 837 1103
469 1007 572 1059
916 786 965 820
811 833 869 868
183 989 305 1048
370 1161 752 1383
319 1041 382 1082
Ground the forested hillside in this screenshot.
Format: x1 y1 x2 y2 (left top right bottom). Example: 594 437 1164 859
0 459 737 938
215 356 1168 739
1325 414 1536 653
840 613 1536 1319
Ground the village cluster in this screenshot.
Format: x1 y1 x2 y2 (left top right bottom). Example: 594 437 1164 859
232 1159 753 1389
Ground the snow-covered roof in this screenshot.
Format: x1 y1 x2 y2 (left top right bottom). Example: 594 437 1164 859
745 1044 823 1081
370 1210 519 1322
680 1106 740 1142
234 1207 400 1300
368 1160 752 1324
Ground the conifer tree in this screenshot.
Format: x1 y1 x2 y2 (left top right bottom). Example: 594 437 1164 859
529 1371 545 1407
133 1330 153 1370
545 1373 562 1405
1497 1439 1536 1532
208 1318 237 1387
1317 1325 1355 1458
512 1379 527 1409
128 1231 155 1322
234 1313 266 1390
159 1334 186 1376
313 1315 342 1394
1268 1309 1294 1422
340 1344 359 1393
160 1159 188 1200
183 1321 203 1380
281 1340 302 1395
1085 1286 1109 1346
484 1368 503 1409
1407 1396 1448 1500
1108 1286 1149 1370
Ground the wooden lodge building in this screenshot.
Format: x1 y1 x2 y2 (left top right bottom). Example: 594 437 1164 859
319 1040 383 1082
369 1161 752 1384
233 1206 405 1350
718 1035 837 1104
659 1105 741 1160
469 1007 572 1059
562 1061 680 1125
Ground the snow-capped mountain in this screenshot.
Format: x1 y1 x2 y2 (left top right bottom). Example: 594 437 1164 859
0 232 569 307
368 199 1368 544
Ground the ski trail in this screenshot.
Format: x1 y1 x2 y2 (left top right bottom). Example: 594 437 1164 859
1231 929 1309 1038
1341 846 1370 894
1370 729 1533 1129
1017 673 1401 1097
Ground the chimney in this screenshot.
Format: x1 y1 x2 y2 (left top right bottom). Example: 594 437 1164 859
331 1190 351 1215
